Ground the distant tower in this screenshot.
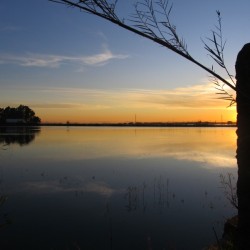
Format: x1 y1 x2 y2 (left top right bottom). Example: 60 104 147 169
135 114 137 124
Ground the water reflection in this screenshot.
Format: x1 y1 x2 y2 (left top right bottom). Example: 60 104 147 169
0 195 11 229
33 127 236 168
0 126 40 146
0 126 237 249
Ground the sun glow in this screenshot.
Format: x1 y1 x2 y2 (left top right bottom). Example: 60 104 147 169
1 82 237 124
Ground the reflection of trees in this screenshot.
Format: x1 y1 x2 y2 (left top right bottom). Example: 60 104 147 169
0 127 40 146
0 195 11 229
124 176 232 215
124 177 176 213
125 186 138 212
219 173 238 210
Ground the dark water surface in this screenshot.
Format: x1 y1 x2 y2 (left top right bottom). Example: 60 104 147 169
0 126 237 249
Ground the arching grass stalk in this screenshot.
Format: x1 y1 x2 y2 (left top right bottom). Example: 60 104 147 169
49 0 237 100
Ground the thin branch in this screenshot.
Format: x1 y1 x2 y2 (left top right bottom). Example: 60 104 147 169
202 11 237 105
49 0 236 92
219 173 238 210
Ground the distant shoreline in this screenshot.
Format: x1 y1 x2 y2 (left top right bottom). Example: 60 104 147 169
0 122 236 128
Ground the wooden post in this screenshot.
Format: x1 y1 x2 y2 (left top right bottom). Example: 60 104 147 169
236 43 250 249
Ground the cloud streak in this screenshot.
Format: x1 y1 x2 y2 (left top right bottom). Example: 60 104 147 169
0 48 129 68
0 82 236 124
17 82 235 110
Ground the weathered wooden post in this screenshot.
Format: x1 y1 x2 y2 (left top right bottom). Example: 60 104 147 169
236 43 250 249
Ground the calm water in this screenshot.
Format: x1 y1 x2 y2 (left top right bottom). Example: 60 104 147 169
0 126 237 250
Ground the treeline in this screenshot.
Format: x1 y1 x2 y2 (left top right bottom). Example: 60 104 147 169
0 105 41 124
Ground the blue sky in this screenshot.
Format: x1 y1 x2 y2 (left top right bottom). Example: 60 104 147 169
0 0 249 123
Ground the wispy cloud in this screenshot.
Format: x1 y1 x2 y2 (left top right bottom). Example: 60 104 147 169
31 103 81 109
19 82 235 110
114 82 235 109
32 102 111 110
0 48 129 68
0 82 235 124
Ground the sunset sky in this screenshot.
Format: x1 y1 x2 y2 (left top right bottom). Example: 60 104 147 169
1 0 249 123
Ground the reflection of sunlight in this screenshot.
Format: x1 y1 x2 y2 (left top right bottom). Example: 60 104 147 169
36 127 237 169
20 179 120 197
23 181 62 193
166 151 236 168
84 182 118 197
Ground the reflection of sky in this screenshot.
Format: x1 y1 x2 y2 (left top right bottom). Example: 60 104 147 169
18 179 120 197
0 127 237 249
18 126 236 168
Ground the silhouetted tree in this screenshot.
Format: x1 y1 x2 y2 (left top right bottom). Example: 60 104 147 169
0 105 41 124
50 1 249 248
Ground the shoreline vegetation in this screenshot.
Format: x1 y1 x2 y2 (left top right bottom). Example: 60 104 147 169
0 121 236 127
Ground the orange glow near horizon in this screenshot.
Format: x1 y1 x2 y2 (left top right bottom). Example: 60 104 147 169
35 83 237 123
2 82 237 124
38 105 236 124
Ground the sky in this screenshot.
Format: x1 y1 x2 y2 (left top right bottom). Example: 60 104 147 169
0 0 249 123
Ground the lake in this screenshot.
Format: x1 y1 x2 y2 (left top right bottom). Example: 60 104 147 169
0 126 237 249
